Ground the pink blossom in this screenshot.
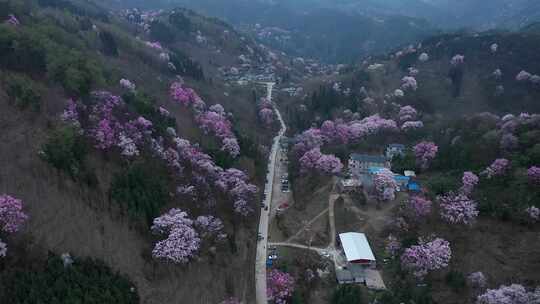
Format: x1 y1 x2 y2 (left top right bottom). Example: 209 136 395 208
402 121 424 131
406 196 433 219
477 284 537 304
490 43 498 53
222 137 240 158
527 166 540 185
418 52 429 62
159 106 170 117
438 192 478 225
151 209 201 264
0 194 28 234
259 108 274 126
516 70 532 82
399 105 418 122
170 82 198 106
373 169 397 201
483 158 510 179
414 141 438 170
117 133 139 157
293 128 324 155
460 171 479 195
5 14 19 26
401 237 451 279
267 269 295 304
195 215 226 240
299 148 343 175
119 78 136 91
401 76 418 91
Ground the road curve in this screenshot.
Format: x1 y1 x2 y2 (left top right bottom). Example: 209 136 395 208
255 82 287 304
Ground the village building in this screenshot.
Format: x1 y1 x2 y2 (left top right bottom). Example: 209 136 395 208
335 232 386 289
337 178 362 193
348 154 390 176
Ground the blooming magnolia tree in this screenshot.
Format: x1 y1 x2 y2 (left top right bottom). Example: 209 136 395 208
299 148 343 175
0 194 29 258
258 98 275 126
0 194 28 234
373 169 397 201
482 158 510 179
460 171 479 195
528 166 540 185
401 76 418 91
450 54 465 66
151 209 201 264
438 191 479 225
405 196 433 220
414 141 438 170
476 284 540 304
119 78 136 91
267 269 294 304
401 237 451 279
399 105 418 122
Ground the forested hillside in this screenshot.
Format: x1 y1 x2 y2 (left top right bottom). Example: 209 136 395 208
0 0 279 303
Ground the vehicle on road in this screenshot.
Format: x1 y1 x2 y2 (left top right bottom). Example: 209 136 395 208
268 254 278 260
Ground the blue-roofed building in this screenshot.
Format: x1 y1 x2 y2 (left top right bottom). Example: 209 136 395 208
349 154 390 176
407 181 421 192
394 175 411 189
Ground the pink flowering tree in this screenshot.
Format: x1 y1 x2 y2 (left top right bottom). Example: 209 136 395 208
450 54 465 66
5 14 19 26
169 82 199 106
528 166 540 185
482 158 510 179
195 215 226 241
299 148 343 175
401 237 451 279
119 78 136 91
258 98 275 126
293 128 324 155
438 191 479 225
414 141 438 170
267 269 294 304
405 196 433 220
476 284 539 304
460 171 479 195
0 194 29 258
0 194 29 234
401 76 418 91
151 209 201 264
373 169 397 201
399 105 418 122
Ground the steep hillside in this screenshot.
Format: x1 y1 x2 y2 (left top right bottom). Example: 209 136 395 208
0 1 282 303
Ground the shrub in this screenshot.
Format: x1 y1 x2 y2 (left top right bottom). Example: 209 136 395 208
445 271 466 291
0 25 48 73
5 74 41 111
149 20 175 44
331 285 363 304
0 253 138 303
99 30 119 57
110 161 169 225
122 92 176 136
41 126 96 185
47 48 103 96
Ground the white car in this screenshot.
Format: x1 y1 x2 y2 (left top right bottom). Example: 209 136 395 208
268 254 278 260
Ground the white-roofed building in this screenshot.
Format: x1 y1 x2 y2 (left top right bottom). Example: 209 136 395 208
339 232 376 266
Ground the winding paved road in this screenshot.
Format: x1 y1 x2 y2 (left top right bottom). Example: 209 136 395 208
255 82 287 304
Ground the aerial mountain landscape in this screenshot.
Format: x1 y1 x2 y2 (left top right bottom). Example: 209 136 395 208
0 0 539 304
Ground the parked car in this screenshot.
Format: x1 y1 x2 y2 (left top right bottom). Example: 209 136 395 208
268 254 278 260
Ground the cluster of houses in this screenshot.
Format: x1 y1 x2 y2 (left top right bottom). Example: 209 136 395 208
338 143 421 194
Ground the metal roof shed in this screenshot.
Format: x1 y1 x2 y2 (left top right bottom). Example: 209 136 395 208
339 232 376 264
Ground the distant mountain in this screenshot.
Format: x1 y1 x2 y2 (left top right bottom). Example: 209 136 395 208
106 0 437 63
